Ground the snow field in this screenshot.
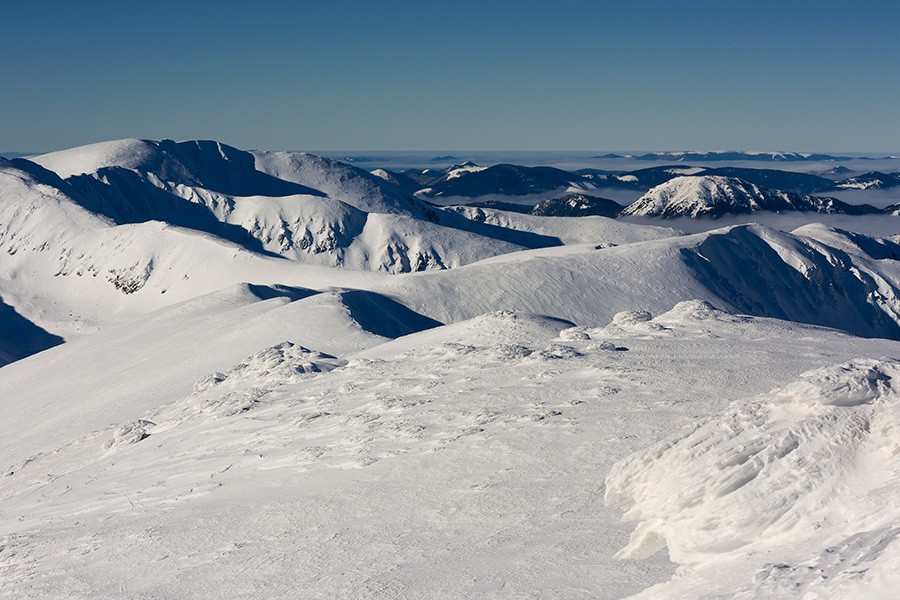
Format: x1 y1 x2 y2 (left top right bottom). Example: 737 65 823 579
3 302 899 598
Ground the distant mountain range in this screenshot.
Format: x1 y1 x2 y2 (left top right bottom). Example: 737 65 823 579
592 151 878 162
375 162 898 199
369 160 898 219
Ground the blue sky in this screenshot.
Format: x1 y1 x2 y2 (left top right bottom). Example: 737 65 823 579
1 0 898 153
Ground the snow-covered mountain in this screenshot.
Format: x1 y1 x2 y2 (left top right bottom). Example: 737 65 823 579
835 170 900 190
372 162 894 215
21 139 571 275
3 294 899 598
2 139 900 599
375 222 900 340
413 163 590 199
620 175 879 218
698 166 837 194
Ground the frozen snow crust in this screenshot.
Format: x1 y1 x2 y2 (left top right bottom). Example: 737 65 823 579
606 355 900 598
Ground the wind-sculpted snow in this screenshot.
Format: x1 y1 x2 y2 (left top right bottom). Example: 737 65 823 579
182 342 345 418
606 357 900 599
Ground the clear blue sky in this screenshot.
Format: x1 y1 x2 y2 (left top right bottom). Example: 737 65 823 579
1 0 898 153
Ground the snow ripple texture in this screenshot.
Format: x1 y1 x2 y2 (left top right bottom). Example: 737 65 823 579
605 358 900 599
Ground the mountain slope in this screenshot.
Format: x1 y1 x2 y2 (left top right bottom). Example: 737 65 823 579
375 223 900 339
0 297 64 367
31 138 322 197
414 164 588 199
25 141 580 274
0 283 441 470
698 166 837 194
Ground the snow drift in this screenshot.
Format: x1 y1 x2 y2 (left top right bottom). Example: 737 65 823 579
606 357 900 598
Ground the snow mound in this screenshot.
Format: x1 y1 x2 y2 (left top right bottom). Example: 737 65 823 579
605 358 900 598
653 299 748 327
595 302 750 341
355 310 574 366
185 342 344 417
607 309 654 327
104 419 156 450
193 341 343 393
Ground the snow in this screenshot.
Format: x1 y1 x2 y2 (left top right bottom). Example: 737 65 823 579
3 296 899 598
445 164 487 179
621 175 778 217
664 167 704 176
447 205 680 245
2 139 900 598
371 223 900 340
369 168 392 181
607 356 900 598
29 139 172 179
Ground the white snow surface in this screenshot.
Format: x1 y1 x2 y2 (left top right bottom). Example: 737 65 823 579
29 139 181 179
3 300 900 599
607 355 900 599
3 139 900 599
445 163 488 179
